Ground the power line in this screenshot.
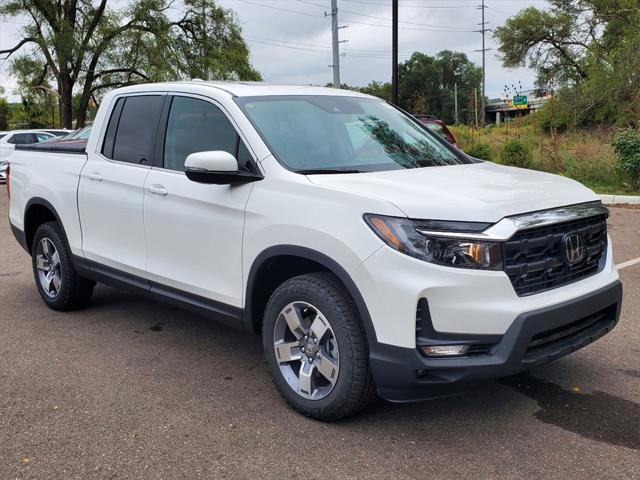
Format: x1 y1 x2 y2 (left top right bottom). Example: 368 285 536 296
296 0 474 30
234 0 476 32
342 0 474 8
244 36 415 59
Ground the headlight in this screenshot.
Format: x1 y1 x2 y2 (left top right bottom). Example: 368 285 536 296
364 214 503 270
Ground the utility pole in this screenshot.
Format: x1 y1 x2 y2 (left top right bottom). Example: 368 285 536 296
329 0 340 88
454 82 459 125
391 0 399 104
476 0 490 127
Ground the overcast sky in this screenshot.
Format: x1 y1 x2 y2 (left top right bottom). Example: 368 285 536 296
0 0 549 101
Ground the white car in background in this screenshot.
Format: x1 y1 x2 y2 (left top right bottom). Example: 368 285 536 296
0 130 56 183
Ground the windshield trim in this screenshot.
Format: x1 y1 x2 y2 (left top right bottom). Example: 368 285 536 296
234 94 473 174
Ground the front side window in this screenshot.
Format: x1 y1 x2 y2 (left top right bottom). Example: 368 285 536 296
163 96 251 172
236 95 467 173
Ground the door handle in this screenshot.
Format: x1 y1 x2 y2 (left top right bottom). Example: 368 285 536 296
85 171 103 182
148 184 168 196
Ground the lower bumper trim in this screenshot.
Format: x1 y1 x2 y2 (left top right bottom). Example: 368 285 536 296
370 280 623 402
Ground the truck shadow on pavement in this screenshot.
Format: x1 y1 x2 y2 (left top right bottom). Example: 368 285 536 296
499 373 640 450
77 286 640 453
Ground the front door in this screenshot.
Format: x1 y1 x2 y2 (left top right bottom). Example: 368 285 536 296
143 95 258 309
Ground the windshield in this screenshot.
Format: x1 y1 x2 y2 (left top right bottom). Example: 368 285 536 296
425 123 447 138
236 95 468 173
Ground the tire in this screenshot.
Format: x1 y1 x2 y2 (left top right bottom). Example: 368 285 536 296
262 272 377 421
31 221 94 311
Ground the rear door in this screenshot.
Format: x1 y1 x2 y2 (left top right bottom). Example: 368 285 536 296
143 94 258 308
78 94 165 277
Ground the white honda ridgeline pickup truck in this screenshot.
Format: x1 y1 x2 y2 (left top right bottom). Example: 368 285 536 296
8 82 622 420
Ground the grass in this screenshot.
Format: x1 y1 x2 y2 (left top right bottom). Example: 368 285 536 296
449 121 638 195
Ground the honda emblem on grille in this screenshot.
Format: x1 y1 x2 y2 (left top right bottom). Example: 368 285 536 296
564 233 586 266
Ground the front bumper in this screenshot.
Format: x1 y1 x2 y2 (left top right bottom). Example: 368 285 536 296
370 280 622 402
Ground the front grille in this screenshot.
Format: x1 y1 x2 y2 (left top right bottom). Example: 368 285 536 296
503 215 607 296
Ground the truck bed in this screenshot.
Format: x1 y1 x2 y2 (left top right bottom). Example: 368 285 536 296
16 140 87 154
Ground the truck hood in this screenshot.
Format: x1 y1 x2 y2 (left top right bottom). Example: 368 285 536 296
307 162 599 223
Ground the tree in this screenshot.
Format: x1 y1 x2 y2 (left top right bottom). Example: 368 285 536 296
0 96 9 130
357 81 392 101
328 50 480 124
397 51 481 124
494 5 589 87
495 0 640 127
0 0 260 128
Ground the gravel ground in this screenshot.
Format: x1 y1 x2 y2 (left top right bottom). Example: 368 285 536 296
1 186 639 479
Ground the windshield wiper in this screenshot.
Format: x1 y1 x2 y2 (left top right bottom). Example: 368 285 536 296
294 168 364 174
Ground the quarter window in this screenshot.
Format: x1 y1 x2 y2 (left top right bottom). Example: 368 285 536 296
163 96 253 172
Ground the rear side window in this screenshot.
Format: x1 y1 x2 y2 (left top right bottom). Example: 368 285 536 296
8 133 37 145
163 96 252 172
104 95 164 164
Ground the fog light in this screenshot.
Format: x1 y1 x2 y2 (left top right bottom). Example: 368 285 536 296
421 345 469 357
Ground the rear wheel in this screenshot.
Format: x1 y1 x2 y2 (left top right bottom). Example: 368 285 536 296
263 272 376 421
31 222 94 311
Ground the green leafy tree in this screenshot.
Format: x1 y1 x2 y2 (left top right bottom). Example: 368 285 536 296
612 129 640 190
397 51 481 124
495 0 640 127
0 97 9 130
357 81 392 101
0 0 260 128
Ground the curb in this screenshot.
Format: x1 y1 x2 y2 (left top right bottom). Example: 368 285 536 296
598 194 640 205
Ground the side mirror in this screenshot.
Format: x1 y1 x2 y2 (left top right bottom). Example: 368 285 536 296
184 151 263 185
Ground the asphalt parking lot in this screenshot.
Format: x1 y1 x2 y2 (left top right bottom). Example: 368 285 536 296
1 186 639 479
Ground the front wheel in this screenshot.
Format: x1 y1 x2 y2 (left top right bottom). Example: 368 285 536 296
262 272 376 421
31 222 94 311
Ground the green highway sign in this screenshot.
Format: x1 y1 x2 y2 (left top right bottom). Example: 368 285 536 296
513 95 528 109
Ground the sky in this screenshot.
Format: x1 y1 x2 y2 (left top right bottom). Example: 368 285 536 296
0 0 550 101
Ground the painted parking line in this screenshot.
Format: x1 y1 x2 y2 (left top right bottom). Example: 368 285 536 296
617 257 640 270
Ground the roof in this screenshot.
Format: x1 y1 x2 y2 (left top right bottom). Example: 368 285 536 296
0 129 56 135
116 81 374 99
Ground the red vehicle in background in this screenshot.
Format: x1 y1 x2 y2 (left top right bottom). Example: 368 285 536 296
414 115 458 148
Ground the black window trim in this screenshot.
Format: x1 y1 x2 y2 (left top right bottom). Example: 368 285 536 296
97 92 168 168
155 92 262 175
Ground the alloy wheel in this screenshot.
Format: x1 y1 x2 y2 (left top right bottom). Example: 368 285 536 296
35 237 62 298
273 301 340 400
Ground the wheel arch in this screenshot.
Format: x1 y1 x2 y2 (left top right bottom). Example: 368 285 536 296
243 245 377 346
23 197 69 254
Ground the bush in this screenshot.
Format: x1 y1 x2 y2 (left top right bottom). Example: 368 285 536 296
465 142 492 160
500 139 533 168
612 129 640 190
533 97 573 133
